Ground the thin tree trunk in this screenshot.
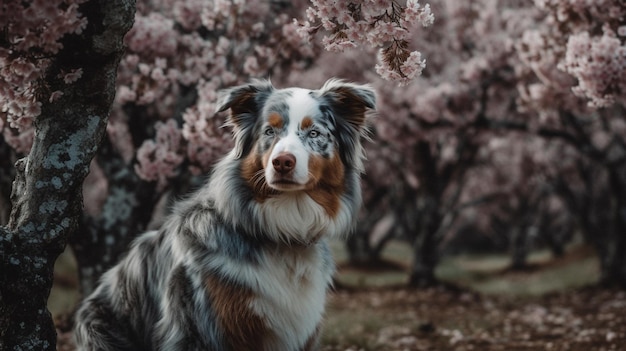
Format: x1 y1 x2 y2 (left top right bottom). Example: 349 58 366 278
601 167 626 288
408 196 441 288
0 1 135 349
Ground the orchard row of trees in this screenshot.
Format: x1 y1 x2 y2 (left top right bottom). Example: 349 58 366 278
1 0 625 349
343 0 626 287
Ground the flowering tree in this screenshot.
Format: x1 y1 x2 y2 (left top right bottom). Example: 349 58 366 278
456 135 576 270
337 0 539 286
301 0 626 288
515 0 626 285
0 1 135 349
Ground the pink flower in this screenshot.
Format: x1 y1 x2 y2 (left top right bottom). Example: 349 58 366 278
63 68 83 84
134 119 184 191
49 90 64 103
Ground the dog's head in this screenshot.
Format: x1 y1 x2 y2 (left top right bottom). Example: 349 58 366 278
217 79 375 210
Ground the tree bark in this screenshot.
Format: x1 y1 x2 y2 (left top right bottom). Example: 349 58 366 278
69 134 160 295
0 142 16 224
0 1 135 349
601 166 626 288
408 141 444 288
408 195 441 288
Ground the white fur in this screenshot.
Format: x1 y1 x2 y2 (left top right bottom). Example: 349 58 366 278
204 243 330 351
265 89 321 189
256 192 353 243
250 248 330 351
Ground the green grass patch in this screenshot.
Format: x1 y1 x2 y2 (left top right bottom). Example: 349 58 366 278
331 239 600 296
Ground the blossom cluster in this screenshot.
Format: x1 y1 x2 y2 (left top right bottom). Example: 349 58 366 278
561 27 626 107
134 119 184 191
527 0 626 108
119 0 318 184
0 0 87 153
297 0 434 85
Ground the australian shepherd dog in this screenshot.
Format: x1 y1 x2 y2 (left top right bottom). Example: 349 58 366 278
73 79 375 351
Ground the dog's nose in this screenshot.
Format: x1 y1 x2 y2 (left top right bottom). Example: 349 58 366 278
272 153 296 175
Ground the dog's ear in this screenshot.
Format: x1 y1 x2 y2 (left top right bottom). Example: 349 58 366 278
318 78 376 130
318 79 376 170
217 79 274 158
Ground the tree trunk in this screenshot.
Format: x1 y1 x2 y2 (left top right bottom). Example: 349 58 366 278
408 196 441 288
0 143 17 224
408 142 443 288
600 166 626 288
408 229 439 287
510 225 535 270
0 1 135 349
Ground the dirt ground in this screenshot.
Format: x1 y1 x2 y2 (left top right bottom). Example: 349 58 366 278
56 284 626 351
53 243 625 350
320 285 626 351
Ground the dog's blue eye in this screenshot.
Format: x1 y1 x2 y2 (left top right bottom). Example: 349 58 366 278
265 128 275 136
309 130 319 138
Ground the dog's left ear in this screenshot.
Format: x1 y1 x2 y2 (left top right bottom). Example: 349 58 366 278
217 79 274 158
318 79 376 169
318 78 376 130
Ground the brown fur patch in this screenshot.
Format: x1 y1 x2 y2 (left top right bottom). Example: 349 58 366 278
300 116 313 130
268 112 284 129
205 273 270 350
306 152 345 218
241 149 278 202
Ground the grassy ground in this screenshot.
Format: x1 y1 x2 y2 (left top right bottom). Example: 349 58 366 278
320 240 625 350
52 240 624 350
330 239 600 295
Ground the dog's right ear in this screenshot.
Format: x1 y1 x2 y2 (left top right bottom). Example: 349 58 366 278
217 79 274 158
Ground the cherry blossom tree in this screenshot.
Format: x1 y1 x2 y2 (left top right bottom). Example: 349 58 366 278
0 1 135 349
515 0 626 286
303 0 626 287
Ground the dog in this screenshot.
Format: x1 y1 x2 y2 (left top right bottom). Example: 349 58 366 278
73 78 376 351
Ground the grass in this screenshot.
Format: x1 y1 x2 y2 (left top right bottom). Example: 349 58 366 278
330 239 601 296
49 238 601 319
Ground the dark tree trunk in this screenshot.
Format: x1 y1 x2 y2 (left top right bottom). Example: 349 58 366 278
600 166 626 288
510 226 532 270
0 142 16 224
407 141 444 288
0 1 135 349
70 136 159 295
408 195 441 288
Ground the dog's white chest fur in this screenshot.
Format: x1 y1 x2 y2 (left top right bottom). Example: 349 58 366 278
248 246 332 351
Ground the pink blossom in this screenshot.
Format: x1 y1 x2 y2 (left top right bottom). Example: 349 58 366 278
561 29 625 107
63 68 83 84
134 119 184 191
11 59 36 77
296 0 434 83
3 126 34 154
49 91 64 103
